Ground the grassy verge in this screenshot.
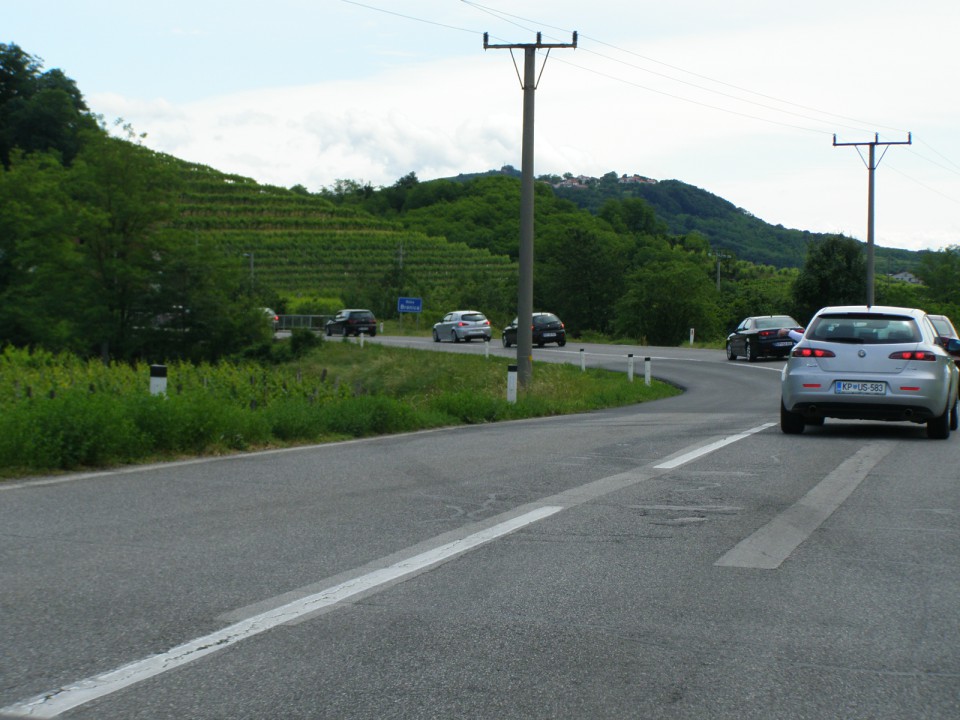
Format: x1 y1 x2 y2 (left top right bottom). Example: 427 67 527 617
0 342 680 478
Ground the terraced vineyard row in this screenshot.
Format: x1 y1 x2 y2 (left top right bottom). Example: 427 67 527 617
167 162 517 302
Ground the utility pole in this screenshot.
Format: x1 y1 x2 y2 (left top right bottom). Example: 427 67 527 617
242 252 255 295
711 251 730 291
484 31 577 390
833 132 911 306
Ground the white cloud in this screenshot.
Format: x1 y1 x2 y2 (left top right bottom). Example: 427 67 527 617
81 0 960 254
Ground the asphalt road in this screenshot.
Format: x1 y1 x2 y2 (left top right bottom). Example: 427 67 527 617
2 339 958 719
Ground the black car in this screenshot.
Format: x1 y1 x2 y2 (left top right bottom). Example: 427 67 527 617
325 309 377 337
502 312 566 348
726 314 802 361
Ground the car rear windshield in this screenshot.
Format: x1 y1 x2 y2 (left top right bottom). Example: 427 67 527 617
756 316 797 330
351 312 374 321
931 317 958 338
808 314 920 344
534 314 560 325
461 313 486 322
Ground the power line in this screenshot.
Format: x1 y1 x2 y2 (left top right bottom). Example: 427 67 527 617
346 0 959 219
460 0 903 134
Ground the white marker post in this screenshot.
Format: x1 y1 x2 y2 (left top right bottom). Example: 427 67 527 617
507 364 518 403
644 356 652 386
627 353 635 382
689 328 695 346
484 336 490 359
580 348 585 371
149 364 167 396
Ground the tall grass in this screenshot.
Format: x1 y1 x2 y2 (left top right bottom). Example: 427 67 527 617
0 342 679 477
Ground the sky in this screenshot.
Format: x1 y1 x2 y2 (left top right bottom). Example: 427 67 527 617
6 0 960 253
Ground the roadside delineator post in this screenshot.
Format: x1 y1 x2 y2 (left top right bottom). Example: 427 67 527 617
484 336 490 359
507 364 518 403
580 348 585 371
359 332 364 348
627 353 635 382
150 364 167 396
644 357 652 386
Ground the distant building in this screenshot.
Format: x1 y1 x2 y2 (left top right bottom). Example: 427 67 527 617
618 173 657 185
889 271 922 284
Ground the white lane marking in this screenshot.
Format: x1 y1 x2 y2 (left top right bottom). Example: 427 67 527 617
715 442 895 569
1 506 563 719
653 423 775 469
2 420 776 717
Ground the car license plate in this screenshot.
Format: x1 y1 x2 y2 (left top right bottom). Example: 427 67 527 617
773 341 792 347
835 381 886 395
543 332 555 338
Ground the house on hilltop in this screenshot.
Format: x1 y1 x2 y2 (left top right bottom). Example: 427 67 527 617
889 271 922 284
618 173 657 185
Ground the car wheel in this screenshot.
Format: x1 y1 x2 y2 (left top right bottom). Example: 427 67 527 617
558 339 566 347
432 329 440 342
325 325 332 337
780 401 805 434
746 339 758 362
451 330 460 343
951 397 959 432
927 402 951 439
726 342 736 361
502 334 511 348
370 330 376 338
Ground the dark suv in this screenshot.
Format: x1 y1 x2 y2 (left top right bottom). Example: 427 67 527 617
325 309 377 337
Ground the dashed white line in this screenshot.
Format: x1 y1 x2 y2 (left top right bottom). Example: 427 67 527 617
653 423 775 469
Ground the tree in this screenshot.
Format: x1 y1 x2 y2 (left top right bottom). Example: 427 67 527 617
791 235 866 324
0 150 83 352
0 43 95 167
916 246 960 305
536 227 627 335
615 258 720 345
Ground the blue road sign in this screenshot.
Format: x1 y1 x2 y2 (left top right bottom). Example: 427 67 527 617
397 297 422 313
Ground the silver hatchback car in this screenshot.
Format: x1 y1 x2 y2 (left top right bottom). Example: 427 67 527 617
781 305 960 439
433 310 492 343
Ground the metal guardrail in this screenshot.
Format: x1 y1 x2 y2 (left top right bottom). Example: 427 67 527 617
277 315 332 331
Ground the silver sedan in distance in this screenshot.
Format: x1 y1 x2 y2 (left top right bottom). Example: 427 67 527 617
432 310 492 343
781 305 960 439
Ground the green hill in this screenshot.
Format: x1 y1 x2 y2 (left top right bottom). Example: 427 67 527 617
164 162 517 314
550 175 920 274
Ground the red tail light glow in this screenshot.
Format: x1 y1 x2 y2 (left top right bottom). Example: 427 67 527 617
792 347 835 358
889 351 936 361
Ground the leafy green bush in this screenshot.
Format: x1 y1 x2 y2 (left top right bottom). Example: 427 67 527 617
0 343 680 477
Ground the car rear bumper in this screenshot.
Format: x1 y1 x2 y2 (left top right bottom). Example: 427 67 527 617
782 371 949 420
786 400 937 422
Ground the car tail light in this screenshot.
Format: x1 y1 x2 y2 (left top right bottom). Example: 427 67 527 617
889 351 936 361
457 321 467 327
792 347 835 358
759 330 776 338
483 320 490 326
